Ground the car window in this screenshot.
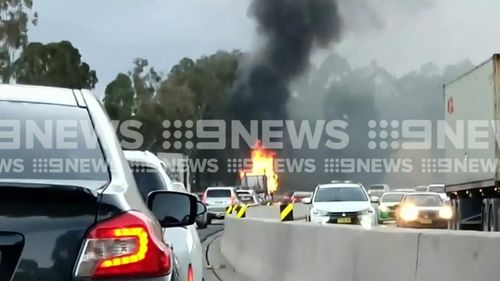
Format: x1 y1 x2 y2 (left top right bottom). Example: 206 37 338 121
129 163 167 202
369 185 385 190
239 195 256 204
207 189 232 198
0 101 109 184
314 186 368 202
381 193 405 203
293 192 311 198
404 195 443 207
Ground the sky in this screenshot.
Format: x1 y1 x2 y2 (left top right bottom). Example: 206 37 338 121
29 0 500 96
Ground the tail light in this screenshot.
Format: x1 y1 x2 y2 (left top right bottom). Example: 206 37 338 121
74 211 171 279
187 264 194 281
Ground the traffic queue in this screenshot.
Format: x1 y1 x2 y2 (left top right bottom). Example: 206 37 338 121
200 180 453 230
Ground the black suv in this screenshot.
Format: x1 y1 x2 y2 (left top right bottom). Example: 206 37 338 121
0 85 200 281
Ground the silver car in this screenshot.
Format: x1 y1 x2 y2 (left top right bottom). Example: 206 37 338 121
203 187 238 223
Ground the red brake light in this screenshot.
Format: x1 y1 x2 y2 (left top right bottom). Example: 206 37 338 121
187 264 194 281
74 211 171 279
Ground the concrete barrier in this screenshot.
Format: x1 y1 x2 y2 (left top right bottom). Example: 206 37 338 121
416 231 500 281
221 217 500 281
245 204 310 220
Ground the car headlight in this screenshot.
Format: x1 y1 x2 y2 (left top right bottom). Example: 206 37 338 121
439 206 453 219
400 205 418 221
312 209 328 216
379 205 389 212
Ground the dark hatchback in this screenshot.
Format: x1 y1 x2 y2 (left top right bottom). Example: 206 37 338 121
0 85 200 281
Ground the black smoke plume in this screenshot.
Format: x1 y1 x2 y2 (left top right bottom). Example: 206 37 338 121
231 0 342 123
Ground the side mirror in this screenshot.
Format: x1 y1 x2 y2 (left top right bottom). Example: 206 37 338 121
302 197 312 204
197 201 207 216
147 191 198 228
370 196 380 204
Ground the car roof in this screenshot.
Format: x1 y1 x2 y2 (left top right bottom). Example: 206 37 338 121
369 184 389 187
206 187 236 190
405 192 440 197
0 84 79 106
318 183 363 189
124 150 162 167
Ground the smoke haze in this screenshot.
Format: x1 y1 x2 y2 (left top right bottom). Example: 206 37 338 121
230 0 342 123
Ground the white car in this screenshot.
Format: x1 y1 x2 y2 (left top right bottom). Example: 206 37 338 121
367 184 390 203
426 184 448 201
237 189 261 206
124 150 203 281
305 182 377 228
203 187 239 223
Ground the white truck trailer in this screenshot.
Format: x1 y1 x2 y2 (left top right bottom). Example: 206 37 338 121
445 54 500 231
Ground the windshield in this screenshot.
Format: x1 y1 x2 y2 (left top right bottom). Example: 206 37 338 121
314 186 368 202
428 185 445 193
207 189 232 198
0 101 109 184
404 195 443 207
381 193 405 203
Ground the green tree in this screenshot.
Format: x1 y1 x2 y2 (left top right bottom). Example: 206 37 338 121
13 41 98 89
0 0 38 82
103 73 134 121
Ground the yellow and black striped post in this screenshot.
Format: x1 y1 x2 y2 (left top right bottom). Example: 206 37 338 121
280 203 294 222
226 205 236 215
236 204 248 219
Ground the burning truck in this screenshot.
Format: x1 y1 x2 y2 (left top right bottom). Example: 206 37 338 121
239 141 279 201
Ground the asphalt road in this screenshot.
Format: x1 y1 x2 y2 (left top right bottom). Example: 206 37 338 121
198 221 253 281
198 221 225 243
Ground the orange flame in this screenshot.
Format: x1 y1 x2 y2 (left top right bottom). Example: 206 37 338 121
240 141 278 194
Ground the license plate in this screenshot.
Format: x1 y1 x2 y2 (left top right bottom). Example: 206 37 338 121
337 217 352 224
420 218 432 224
